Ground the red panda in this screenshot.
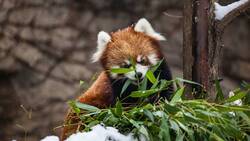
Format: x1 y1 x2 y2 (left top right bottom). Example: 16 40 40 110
61 18 173 140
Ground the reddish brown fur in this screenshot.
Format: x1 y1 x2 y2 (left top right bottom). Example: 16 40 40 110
61 72 113 140
61 27 164 140
101 27 163 70
77 72 114 107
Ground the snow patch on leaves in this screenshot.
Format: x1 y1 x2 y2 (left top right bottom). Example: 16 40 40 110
40 124 147 141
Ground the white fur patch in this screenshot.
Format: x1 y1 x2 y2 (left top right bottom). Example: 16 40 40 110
125 59 130 64
136 64 149 78
148 53 159 65
137 55 143 62
92 31 111 62
125 64 149 80
134 18 166 41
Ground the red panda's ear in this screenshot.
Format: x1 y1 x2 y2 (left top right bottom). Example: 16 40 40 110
92 31 111 62
134 18 166 41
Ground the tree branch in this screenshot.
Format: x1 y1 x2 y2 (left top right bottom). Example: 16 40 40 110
217 0 250 31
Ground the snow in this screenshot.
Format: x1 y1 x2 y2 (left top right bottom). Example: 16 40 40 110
228 91 242 116
40 136 59 141
40 124 147 141
229 91 242 106
214 0 249 20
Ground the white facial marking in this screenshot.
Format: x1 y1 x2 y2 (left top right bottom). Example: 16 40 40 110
125 63 149 80
136 64 149 78
124 59 130 64
92 31 111 62
137 55 143 62
125 71 136 80
134 18 166 41
148 53 159 65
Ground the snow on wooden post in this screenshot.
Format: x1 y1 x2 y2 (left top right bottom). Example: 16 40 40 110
183 0 250 101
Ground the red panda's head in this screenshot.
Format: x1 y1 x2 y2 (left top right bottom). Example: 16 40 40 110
92 18 166 81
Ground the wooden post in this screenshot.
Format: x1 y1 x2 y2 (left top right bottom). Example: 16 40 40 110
183 0 195 99
183 0 214 100
183 0 250 101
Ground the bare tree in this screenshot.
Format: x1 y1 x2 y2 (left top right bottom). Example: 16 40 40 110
183 0 250 101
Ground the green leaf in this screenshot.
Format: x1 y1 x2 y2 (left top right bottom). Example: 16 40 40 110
130 58 136 69
200 127 224 141
128 119 140 129
215 79 224 102
216 105 250 112
88 120 99 128
146 70 157 84
224 91 246 103
75 102 100 112
158 116 171 141
79 80 85 86
176 77 202 86
110 68 133 74
143 109 154 122
238 111 250 126
151 59 164 73
120 79 132 96
68 100 80 114
139 77 148 91
164 103 181 115
130 88 160 98
176 120 194 141
170 87 185 104
169 120 184 141
159 80 172 89
115 101 123 117
150 78 160 89
139 126 150 140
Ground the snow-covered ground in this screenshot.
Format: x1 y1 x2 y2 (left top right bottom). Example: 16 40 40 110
40 124 147 141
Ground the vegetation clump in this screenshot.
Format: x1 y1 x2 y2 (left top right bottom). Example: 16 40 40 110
69 61 250 141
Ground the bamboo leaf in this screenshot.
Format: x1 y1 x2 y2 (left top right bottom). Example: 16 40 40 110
215 79 224 102
115 101 123 117
129 88 160 98
151 59 164 73
139 126 150 140
75 102 100 112
139 77 148 91
170 87 185 104
110 68 133 74
129 119 140 129
120 79 132 96
237 111 250 126
176 120 194 141
68 100 80 114
143 109 154 122
79 80 85 86
146 70 157 84
176 77 202 86
158 116 171 141
224 91 246 103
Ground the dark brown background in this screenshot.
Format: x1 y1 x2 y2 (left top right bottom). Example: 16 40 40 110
0 0 249 140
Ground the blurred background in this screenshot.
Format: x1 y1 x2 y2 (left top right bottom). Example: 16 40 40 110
0 0 249 140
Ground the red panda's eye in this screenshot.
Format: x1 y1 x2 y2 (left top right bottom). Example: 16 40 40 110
122 64 131 68
139 59 147 65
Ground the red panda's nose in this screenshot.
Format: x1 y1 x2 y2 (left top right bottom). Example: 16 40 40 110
136 72 143 79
